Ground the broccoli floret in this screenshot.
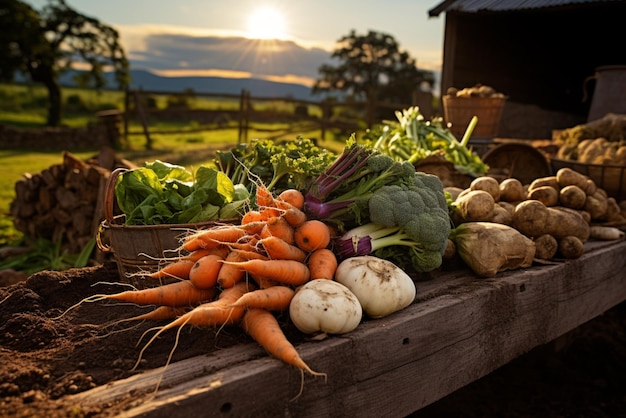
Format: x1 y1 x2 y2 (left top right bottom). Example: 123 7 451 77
334 166 452 273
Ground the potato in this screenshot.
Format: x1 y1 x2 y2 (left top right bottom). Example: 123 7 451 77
583 179 597 196
534 234 558 260
528 185 559 207
555 167 589 190
513 201 590 242
499 178 525 202
528 176 559 193
454 189 495 221
546 207 590 242
470 176 500 201
558 235 584 259
584 192 608 220
512 200 550 238
488 204 513 225
559 185 587 209
451 222 536 278
604 197 623 222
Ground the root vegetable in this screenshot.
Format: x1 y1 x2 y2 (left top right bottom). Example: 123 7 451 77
558 235 584 259
585 192 608 220
559 185 587 209
450 222 535 278
307 248 338 280
589 226 625 240
528 186 559 207
499 178 525 202
334 256 416 319
513 201 590 242
528 176 559 193
294 220 331 252
488 204 513 225
556 167 589 190
470 176 500 201
230 285 295 311
454 189 495 221
534 234 558 260
289 280 362 335
242 308 327 380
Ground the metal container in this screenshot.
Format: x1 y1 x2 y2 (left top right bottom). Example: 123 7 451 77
584 65 626 122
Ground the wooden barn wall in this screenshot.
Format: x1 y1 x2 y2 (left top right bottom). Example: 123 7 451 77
438 3 626 138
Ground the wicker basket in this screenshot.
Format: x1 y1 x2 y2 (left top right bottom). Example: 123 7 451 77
551 158 626 202
443 96 506 138
96 168 236 284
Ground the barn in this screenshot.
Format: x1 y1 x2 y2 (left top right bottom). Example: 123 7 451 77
428 0 626 139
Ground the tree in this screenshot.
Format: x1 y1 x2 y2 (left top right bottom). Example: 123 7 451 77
0 0 129 126
312 30 434 105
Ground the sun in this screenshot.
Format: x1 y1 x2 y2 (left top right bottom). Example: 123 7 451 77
246 7 287 40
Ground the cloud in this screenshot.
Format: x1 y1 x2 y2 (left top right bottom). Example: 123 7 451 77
119 26 333 86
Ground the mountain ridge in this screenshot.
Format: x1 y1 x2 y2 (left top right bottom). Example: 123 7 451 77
57 69 326 100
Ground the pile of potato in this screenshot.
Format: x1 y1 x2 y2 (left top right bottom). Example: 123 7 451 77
447 167 626 262
445 84 506 99
557 137 626 165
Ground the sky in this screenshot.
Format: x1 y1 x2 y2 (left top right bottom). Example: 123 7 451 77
24 0 446 88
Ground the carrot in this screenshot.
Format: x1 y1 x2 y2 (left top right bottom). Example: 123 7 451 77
281 204 307 228
241 308 327 380
147 258 196 280
238 220 268 235
133 282 254 371
158 282 253 329
255 182 276 208
294 220 331 252
259 236 307 262
260 216 295 244
187 246 230 260
260 205 282 220
115 305 188 324
307 248 338 280
221 259 310 286
241 210 264 225
230 285 295 311
229 249 269 261
278 189 305 210
100 280 217 307
182 225 247 252
189 254 224 289
216 250 247 288
253 276 281 289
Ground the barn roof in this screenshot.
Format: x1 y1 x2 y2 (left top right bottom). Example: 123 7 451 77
428 0 624 16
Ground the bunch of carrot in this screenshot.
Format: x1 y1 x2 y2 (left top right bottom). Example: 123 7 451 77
90 184 339 383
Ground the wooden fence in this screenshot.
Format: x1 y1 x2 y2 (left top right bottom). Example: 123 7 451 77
122 88 435 148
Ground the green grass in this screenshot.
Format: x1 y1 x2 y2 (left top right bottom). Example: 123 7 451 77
0 82 359 247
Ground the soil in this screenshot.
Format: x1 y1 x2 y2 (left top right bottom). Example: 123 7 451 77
1 262 625 417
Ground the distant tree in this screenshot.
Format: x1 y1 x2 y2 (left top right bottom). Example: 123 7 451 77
312 30 434 105
0 0 129 126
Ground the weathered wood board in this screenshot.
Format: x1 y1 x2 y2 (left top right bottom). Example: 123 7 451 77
73 239 626 417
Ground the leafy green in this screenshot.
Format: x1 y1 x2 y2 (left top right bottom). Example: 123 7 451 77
115 160 248 225
214 137 337 198
0 237 95 275
365 106 489 177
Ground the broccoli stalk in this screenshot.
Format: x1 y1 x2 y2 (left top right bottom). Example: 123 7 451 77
335 222 445 273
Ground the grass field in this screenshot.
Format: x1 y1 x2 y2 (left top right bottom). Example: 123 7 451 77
0 82 362 247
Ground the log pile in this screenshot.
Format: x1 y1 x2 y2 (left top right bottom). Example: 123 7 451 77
9 147 135 256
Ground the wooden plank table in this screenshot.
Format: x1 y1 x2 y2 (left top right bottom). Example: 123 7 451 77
73 239 626 417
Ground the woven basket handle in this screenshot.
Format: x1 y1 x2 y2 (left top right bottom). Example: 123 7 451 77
104 167 127 222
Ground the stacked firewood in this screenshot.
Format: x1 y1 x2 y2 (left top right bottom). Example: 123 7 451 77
9 147 135 256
